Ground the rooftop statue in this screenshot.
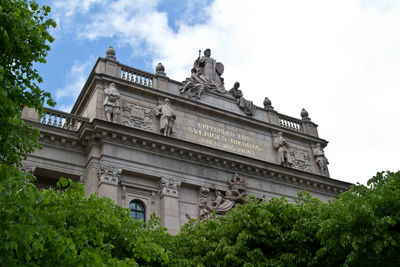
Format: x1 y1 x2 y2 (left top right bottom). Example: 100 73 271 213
180 49 227 97
229 82 256 116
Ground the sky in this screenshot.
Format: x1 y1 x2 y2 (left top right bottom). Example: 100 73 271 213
36 0 400 185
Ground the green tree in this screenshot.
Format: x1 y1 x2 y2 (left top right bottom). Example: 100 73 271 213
315 171 400 266
171 171 400 267
0 174 171 266
0 0 56 166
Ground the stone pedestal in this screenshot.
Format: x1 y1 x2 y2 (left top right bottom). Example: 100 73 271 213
266 109 280 125
21 107 40 122
302 121 319 137
154 75 169 91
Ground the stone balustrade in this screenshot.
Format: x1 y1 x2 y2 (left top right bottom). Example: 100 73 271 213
278 114 303 132
41 107 88 131
120 65 154 88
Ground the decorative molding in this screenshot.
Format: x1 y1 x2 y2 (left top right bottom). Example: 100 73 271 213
98 164 122 185
160 176 181 197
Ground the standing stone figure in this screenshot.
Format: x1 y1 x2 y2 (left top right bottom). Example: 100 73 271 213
313 143 330 177
229 82 256 116
273 132 289 166
198 48 225 91
154 98 176 136
104 83 120 123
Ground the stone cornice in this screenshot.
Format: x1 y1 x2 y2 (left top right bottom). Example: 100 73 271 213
80 119 350 196
27 116 351 197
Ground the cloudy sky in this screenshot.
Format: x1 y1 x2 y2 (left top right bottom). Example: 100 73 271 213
37 0 400 185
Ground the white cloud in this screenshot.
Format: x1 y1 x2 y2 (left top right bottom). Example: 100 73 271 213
55 58 93 107
51 0 400 184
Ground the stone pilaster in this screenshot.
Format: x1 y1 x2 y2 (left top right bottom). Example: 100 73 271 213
160 176 181 234
98 164 122 202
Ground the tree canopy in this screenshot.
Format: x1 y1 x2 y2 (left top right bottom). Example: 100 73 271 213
171 171 400 267
0 0 56 165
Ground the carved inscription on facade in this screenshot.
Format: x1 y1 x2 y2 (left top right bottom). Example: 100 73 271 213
121 102 153 131
185 122 262 156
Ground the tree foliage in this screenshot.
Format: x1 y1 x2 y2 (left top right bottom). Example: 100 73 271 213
170 171 400 267
0 172 171 266
0 0 56 165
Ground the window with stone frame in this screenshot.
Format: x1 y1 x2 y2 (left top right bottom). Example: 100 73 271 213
129 199 145 221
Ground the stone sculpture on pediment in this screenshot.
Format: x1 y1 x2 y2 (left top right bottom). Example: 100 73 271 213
313 143 330 177
273 132 290 166
229 82 256 116
104 83 120 123
179 68 207 99
198 173 247 221
180 49 227 98
154 98 176 137
98 164 122 185
121 102 153 131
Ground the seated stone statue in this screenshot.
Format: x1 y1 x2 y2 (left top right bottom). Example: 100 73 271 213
229 82 256 116
179 68 206 99
180 49 227 98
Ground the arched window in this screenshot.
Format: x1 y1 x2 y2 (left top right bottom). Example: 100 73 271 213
129 200 145 221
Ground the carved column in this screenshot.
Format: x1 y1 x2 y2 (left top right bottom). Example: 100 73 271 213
98 164 122 202
159 176 181 234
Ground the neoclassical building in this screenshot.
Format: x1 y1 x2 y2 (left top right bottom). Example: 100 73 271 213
22 47 351 234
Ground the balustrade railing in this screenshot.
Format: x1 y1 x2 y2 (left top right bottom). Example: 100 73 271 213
41 108 88 131
120 65 154 87
278 114 303 132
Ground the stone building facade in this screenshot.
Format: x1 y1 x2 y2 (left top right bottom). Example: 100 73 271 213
22 47 351 234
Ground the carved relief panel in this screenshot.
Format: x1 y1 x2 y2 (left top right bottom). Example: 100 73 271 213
198 173 247 221
287 148 312 172
121 102 153 131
